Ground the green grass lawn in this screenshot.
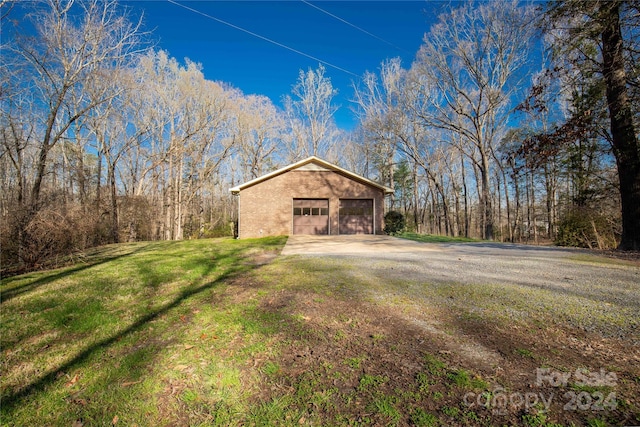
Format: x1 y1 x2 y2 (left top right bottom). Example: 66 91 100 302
1 237 286 426
2 237 638 426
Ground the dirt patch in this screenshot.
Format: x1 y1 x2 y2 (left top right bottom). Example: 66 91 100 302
226 274 640 426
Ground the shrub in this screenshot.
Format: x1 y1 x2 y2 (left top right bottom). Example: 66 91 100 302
198 221 235 238
1 203 102 275
384 211 405 235
556 207 618 249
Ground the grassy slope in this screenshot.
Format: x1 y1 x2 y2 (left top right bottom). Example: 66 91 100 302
2 237 638 426
1 237 285 426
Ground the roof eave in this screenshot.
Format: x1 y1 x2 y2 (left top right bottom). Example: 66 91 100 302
229 156 393 194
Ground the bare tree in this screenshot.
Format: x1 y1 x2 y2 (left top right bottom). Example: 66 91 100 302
229 91 285 181
1 0 144 268
11 0 143 212
352 58 405 203
127 50 234 240
285 64 339 158
545 0 640 250
409 0 536 239
84 66 147 243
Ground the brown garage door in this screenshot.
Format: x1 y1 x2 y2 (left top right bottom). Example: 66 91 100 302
293 199 329 235
339 199 373 234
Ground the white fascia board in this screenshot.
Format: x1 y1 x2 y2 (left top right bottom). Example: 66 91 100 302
229 156 393 194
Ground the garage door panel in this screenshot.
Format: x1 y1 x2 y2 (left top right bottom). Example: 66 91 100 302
340 216 373 234
339 199 373 234
293 199 329 235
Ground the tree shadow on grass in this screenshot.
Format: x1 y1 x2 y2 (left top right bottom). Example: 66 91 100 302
0 252 250 415
0 244 155 303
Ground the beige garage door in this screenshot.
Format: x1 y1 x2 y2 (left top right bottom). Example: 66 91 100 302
293 199 329 235
339 199 373 234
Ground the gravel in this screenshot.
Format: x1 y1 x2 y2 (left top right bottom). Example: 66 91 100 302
282 235 640 341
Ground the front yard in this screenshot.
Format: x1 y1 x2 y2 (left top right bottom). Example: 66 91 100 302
1 237 638 426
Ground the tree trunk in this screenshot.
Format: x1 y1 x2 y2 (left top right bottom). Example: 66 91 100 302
461 153 470 238
472 162 483 238
165 157 173 241
496 171 503 242
437 178 451 236
108 163 119 244
428 186 436 234
527 166 537 244
387 150 396 210
480 150 494 240
601 2 640 250
30 142 52 213
453 182 461 237
175 157 184 240
512 167 521 242
412 167 420 232
502 167 513 242
96 149 102 218
544 162 557 240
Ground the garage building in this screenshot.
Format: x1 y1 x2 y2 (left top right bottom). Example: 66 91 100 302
230 156 393 238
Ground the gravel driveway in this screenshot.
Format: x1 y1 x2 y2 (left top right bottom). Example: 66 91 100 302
274 235 640 425
281 235 638 291
282 235 640 337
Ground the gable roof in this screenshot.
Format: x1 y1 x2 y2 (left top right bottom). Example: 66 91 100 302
229 156 393 194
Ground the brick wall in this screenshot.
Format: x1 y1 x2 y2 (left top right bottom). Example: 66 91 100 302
237 170 385 238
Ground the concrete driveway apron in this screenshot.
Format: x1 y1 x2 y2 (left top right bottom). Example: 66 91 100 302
281 234 440 256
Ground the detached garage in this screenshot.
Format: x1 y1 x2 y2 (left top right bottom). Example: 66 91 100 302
230 156 393 239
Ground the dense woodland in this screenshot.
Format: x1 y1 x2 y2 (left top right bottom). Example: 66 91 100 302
1 0 639 273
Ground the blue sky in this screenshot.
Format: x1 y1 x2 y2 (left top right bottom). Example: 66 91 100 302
126 1 446 129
